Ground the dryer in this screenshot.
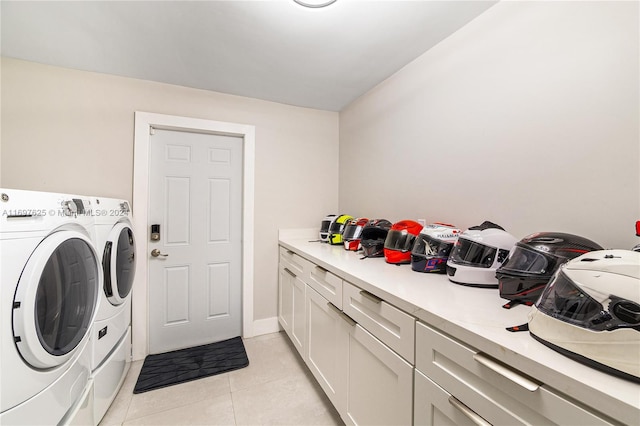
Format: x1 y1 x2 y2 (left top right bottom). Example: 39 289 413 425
0 189 100 425
90 196 136 425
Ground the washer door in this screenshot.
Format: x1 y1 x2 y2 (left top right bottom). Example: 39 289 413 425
103 222 136 306
13 231 100 369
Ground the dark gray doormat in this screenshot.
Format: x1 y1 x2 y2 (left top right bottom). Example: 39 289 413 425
133 336 249 393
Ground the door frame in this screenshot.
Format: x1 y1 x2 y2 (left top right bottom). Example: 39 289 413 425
132 111 255 360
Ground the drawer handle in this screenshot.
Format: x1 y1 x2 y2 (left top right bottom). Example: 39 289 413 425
473 353 540 392
326 302 342 315
286 250 294 255
359 290 382 304
314 265 328 274
284 267 296 277
448 396 491 426
326 302 355 326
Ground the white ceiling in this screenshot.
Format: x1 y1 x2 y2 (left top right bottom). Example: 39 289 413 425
1 0 497 111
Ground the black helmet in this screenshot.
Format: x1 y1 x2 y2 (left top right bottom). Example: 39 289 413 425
496 232 603 306
360 219 392 258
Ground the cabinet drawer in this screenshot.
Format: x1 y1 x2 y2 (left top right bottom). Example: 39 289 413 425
343 281 415 364
307 263 343 308
415 322 613 425
279 246 312 278
414 369 490 426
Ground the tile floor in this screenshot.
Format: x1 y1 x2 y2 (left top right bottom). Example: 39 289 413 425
99 332 344 426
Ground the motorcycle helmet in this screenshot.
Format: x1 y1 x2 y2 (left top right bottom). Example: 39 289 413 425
496 232 603 306
360 219 392 258
528 249 640 382
319 214 337 242
446 221 517 287
328 214 354 245
343 217 369 251
384 220 423 264
411 223 461 273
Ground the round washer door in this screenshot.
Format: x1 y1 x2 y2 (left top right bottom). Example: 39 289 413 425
13 230 100 369
103 222 136 306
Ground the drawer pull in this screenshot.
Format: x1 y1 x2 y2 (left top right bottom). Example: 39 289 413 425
473 353 540 392
284 267 296 277
448 396 491 426
314 265 328 274
326 302 342 315
340 312 356 327
286 250 294 255
359 290 382 304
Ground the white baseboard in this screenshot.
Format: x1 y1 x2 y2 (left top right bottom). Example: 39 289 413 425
251 316 280 337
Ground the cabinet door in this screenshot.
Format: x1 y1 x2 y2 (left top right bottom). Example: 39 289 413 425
278 265 294 335
414 369 490 426
291 273 306 357
306 286 349 415
344 324 413 426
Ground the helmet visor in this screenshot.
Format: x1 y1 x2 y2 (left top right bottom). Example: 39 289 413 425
501 245 555 275
411 235 455 259
384 230 415 252
449 238 496 268
343 224 363 241
535 270 640 331
320 220 332 234
329 221 344 234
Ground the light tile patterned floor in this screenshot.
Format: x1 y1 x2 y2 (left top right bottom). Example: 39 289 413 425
99 332 344 426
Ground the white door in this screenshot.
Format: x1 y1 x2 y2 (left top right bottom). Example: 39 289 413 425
148 128 243 354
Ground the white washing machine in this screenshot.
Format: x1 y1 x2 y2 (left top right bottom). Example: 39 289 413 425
90 196 136 425
0 189 100 425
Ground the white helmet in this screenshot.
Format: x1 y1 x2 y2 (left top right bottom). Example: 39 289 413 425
411 223 461 273
319 214 337 242
528 249 640 382
446 221 517 287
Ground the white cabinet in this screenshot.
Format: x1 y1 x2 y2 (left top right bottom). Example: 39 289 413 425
278 264 293 334
308 263 343 308
415 322 614 426
277 263 306 357
305 286 349 414
344 324 413 426
414 369 490 426
343 280 415 364
281 245 414 426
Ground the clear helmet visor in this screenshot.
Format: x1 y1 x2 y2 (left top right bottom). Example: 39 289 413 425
411 235 455 259
449 238 496 268
384 230 416 252
501 245 555 275
536 271 640 331
343 224 364 241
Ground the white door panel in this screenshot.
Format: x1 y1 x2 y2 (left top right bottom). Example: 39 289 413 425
149 129 242 354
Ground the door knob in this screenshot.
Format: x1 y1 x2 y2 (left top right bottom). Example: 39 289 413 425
151 249 168 257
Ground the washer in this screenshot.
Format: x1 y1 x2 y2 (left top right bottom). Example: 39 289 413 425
90 196 136 425
0 189 100 425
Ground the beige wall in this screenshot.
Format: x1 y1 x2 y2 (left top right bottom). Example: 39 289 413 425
339 1 639 249
1 58 339 327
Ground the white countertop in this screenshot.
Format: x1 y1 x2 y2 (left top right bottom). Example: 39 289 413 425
279 231 640 424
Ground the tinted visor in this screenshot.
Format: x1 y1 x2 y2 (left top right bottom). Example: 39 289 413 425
329 221 344 234
501 245 556 275
449 238 496 268
411 235 454 259
320 220 332 233
384 230 415 252
343 224 363 241
537 271 640 332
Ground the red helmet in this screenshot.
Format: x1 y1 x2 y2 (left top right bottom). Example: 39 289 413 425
343 217 370 251
384 220 423 264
